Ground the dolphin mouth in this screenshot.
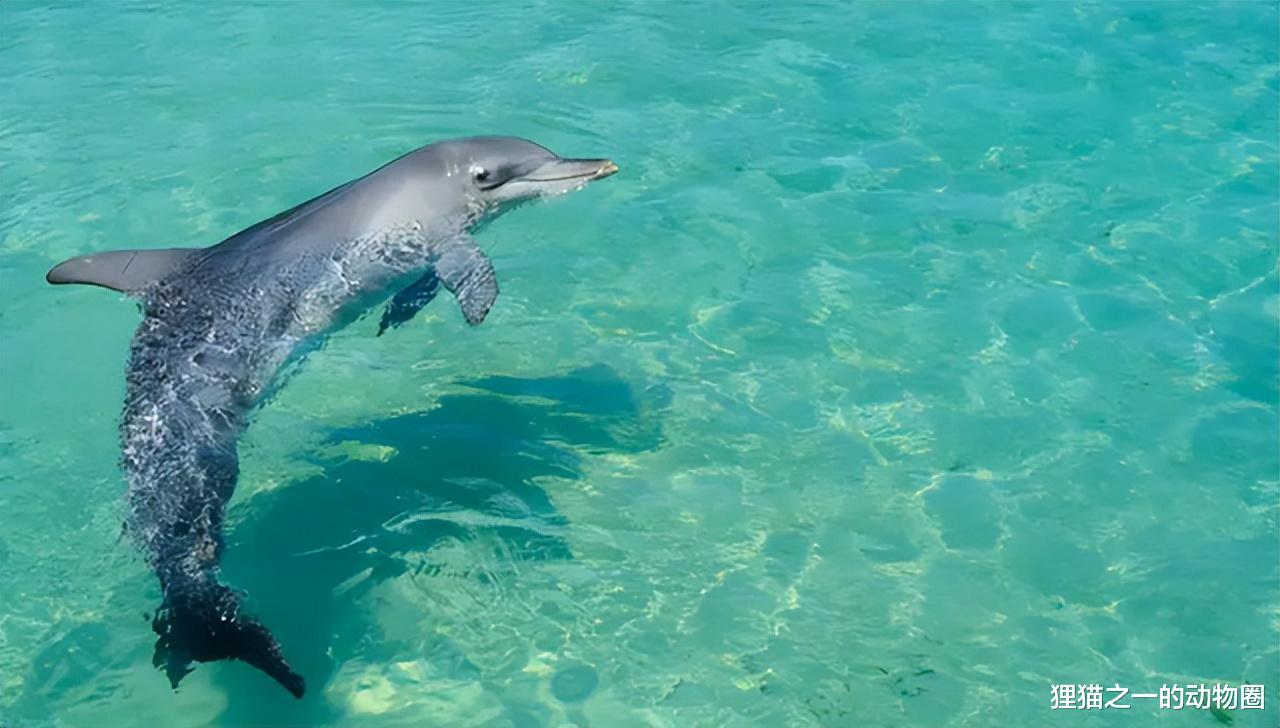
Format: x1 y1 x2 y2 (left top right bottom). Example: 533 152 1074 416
520 158 619 183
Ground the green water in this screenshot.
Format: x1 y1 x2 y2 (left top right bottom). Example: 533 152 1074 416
1 2 1278 726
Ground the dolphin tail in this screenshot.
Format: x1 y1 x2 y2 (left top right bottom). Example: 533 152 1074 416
152 578 305 698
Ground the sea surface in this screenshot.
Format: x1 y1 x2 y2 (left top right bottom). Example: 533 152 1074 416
0 2 1277 726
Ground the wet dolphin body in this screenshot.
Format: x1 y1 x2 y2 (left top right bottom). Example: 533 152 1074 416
45 137 617 698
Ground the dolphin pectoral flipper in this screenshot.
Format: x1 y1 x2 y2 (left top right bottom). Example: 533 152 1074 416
46 247 200 293
435 236 498 326
377 268 443 336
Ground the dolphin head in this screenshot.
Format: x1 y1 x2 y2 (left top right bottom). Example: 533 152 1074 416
427 136 618 216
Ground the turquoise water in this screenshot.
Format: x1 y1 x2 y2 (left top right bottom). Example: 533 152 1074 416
1 1 1277 726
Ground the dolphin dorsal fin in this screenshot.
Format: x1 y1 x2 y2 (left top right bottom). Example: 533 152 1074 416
46 247 201 293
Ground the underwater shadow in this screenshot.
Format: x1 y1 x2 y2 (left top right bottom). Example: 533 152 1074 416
210 363 667 725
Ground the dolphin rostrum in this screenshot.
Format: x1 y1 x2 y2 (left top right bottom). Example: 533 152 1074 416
46 137 618 698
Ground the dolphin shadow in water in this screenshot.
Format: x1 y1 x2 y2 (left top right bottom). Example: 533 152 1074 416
209 364 666 723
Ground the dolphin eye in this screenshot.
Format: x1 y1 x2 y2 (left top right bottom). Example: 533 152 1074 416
473 168 490 183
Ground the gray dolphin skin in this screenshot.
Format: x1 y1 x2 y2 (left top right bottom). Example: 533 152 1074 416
45 136 618 698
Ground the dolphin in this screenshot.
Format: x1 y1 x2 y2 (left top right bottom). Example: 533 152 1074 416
45 136 618 698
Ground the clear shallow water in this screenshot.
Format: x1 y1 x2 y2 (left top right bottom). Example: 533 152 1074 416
0 1 1277 726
